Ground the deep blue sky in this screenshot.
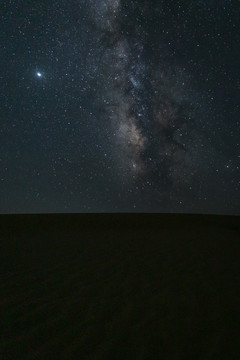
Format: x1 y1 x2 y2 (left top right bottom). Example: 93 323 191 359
0 0 239 214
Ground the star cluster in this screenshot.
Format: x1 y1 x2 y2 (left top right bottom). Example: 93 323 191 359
0 0 239 213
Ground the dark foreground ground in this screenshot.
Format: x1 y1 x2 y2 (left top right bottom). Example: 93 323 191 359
1 213 240 359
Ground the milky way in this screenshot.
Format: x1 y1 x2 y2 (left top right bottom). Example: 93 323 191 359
88 0 214 209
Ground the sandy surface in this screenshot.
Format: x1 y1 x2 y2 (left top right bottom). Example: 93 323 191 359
1 214 240 359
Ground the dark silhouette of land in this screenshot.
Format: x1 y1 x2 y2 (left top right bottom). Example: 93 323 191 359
1 214 240 359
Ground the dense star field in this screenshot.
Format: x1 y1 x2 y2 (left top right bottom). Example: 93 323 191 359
0 0 239 213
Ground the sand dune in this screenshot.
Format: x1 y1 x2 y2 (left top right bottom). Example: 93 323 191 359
1 214 240 359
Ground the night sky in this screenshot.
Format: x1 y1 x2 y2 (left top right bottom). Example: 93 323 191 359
1 0 239 214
